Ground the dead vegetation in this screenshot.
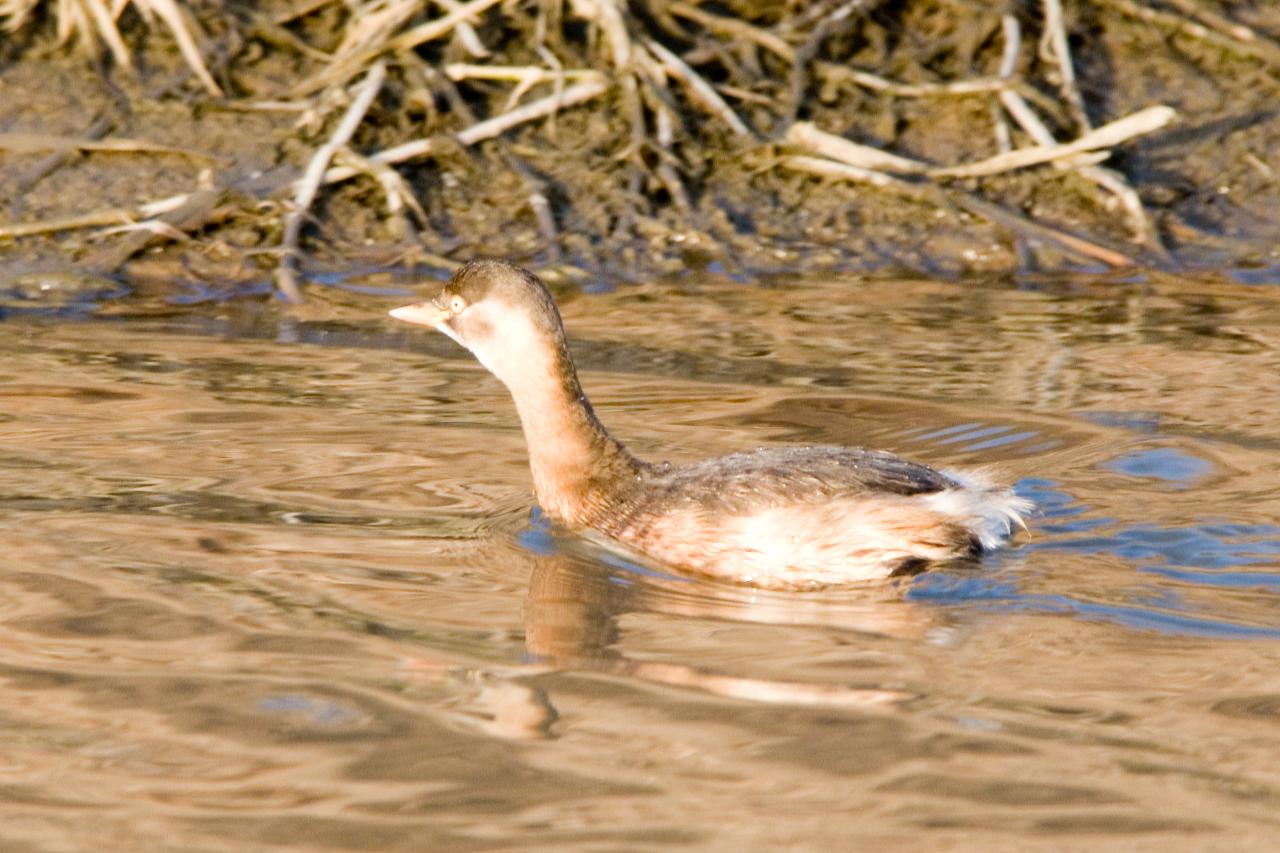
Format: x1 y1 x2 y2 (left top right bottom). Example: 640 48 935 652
2 0 1280 298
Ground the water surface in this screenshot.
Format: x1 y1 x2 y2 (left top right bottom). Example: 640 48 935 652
1 269 1278 849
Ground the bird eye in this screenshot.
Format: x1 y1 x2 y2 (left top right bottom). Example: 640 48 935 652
449 295 467 314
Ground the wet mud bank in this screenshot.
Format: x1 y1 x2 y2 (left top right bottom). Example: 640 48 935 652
2 0 1280 296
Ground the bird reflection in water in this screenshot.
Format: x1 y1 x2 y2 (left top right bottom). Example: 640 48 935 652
522 547 942 710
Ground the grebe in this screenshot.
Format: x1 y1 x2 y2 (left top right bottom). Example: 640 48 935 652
391 260 1030 588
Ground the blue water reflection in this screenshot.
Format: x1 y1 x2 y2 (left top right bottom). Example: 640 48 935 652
1103 447 1214 484
910 478 1280 638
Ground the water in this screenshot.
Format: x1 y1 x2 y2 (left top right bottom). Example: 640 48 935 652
1 269 1279 849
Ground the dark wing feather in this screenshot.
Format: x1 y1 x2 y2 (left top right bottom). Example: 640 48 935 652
639 446 956 516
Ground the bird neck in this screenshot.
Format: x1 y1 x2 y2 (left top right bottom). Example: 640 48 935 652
500 345 644 526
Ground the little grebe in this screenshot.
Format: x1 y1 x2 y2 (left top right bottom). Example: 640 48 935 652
391 260 1030 588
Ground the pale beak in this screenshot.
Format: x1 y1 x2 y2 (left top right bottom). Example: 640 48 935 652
389 300 449 328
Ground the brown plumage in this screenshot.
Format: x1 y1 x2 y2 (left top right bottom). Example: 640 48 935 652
391 260 1029 588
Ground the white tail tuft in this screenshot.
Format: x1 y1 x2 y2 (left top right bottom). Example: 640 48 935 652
924 469 1033 552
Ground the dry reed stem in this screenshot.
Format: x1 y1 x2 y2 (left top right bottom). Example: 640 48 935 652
534 46 568 138
996 14 1158 245
675 2 1010 105
996 88 1108 170
144 0 222 95
997 17 1104 169
276 61 387 303
333 147 429 240
571 0 632 69
272 0 334 25
81 178 225 272
0 0 36 30
0 132 223 161
932 105 1176 178
444 64 595 83
990 13 1020 155
225 100 313 112
998 14 1020 80
1105 0 1280 71
296 0 506 95
1077 165 1157 246
245 10 334 61
6 0 220 93
95 219 191 240
317 75 609 186
432 0 490 58
0 192 190 238
569 0 645 167
817 64 1008 97
76 0 131 67
781 155 925 195
1 206 146 238
785 122 930 174
1162 0 1276 49
668 2 794 61
997 87 1150 239
1041 0 1088 131
331 0 420 65
644 39 753 139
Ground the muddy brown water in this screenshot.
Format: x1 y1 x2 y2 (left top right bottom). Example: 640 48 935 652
1 268 1279 850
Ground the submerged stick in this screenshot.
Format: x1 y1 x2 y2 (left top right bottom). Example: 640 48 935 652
783 153 1135 267
948 193 1135 267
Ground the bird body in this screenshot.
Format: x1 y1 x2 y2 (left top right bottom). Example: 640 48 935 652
391 260 1029 588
